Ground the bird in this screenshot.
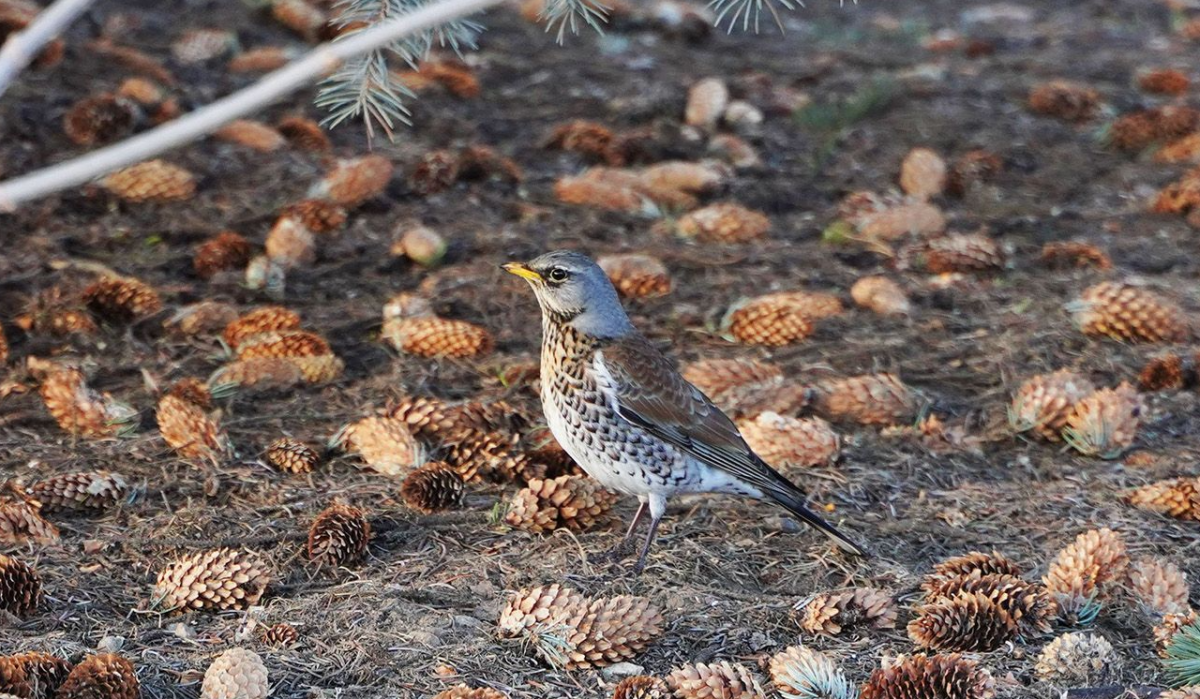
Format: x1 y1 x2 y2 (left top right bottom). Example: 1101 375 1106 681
503 250 867 574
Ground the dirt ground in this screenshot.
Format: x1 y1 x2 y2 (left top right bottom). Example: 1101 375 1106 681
2 0 1200 696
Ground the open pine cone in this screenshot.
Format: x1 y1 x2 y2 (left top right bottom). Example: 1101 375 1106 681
400 462 465 513
860 654 994 699
265 437 320 473
0 651 70 699
194 231 254 279
796 588 897 636
310 154 394 207
674 203 770 243
613 676 670 699
307 504 371 568
907 591 1018 652
851 276 911 316
40 367 138 439
1042 528 1129 624
1008 370 1094 441
505 475 618 533
153 548 269 613
1127 477 1200 521
681 358 809 417
157 394 230 460
331 415 422 477
922 551 1023 596
1034 632 1120 684
813 374 918 426
442 427 543 483
1062 383 1143 458
0 502 60 546
201 648 268 699
1127 558 1191 618
768 645 855 699
433 685 509 699
0 554 41 617
56 653 138 699
667 661 765 699
924 572 1052 638
261 622 299 646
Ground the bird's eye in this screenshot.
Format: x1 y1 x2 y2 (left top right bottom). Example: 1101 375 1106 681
547 268 569 282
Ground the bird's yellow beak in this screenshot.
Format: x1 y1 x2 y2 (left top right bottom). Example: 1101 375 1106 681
502 262 542 282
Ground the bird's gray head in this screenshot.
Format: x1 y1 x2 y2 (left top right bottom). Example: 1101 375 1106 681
503 250 634 338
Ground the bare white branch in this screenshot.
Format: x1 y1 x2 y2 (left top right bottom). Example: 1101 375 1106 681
0 0 95 98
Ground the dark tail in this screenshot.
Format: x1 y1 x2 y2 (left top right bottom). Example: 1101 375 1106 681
759 467 869 558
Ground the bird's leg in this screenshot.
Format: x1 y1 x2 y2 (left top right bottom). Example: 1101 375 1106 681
630 495 666 576
590 499 646 565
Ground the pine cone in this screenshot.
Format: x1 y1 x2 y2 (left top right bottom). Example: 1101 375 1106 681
0 656 31 698
902 233 1005 274
270 0 326 39
598 254 672 299
1027 80 1100 122
307 504 371 568
0 554 40 617
400 462 465 513
222 306 302 348
544 120 613 161
115 76 166 106
1139 353 1193 392
332 416 421 477
613 676 670 699
389 395 512 439
813 374 918 426
1154 610 1198 656
26 471 127 513
851 276 911 316
738 413 839 469
56 654 138 699
265 438 319 474
839 192 945 240
1128 558 1190 618
21 288 98 337
193 231 253 279
213 119 285 152
554 174 649 212
685 77 729 130
899 148 947 200
276 116 331 152
409 150 462 195
63 93 136 146
925 573 1052 638
166 302 239 337
1152 174 1200 216
1042 528 1129 624
1138 68 1190 95
0 502 59 546
1127 477 1200 521
499 587 664 670
682 357 782 402
768 646 854 699
391 225 447 266
2 651 70 699
908 591 1018 652
261 622 299 646
382 317 495 358
860 654 994 699
171 28 234 63
1034 632 1119 684
280 199 347 234
1156 133 1200 164
506 475 617 533
153 548 269 613
306 155 391 206
667 661 764 699
200 648 268 699
83 276 162 322
1008 370 1095 441
1040 241 1112 269
236 329 331 360
1071 282 1189 343
433 685 509 699
100 160 196 202
157 394 229 460
922 551 1023 595
796 588 897 636
1062 382 1143 458
725 298 814 346
208 358 306 393
674 203 770 243
1111 106 1200 151
39 367 138 438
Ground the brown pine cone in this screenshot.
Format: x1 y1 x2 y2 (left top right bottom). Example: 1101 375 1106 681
682 357 782 402
0 554 41 616
597 254 672 298
1008 370 1095 441
264 215 316 269
795 587 897 636
270 0 326 39
20 288 98 337
1127 477 1200 521
261 622 299 646
26 471 128 513
497 585 587 636
925 572 1053 638
554 174 648 212
83 276 162 322
1028 80 1100 122
543 120 614 161
388 395 455 438
851 276 911 316
1139 68 1190 96
222 306 302 348
307 504 371 568
166 302 239 337
1154 610 1198 657
768 646 852 699
311 155 393 207
100 160 196 203
0 502 59 546
167 377 214 410
737 412 839 469
153 548 270 612
208 358 306 393
813 373 918 426
0 324 7 365
1062 382 1143 458
685 77 729 130
382 317 494 358
39 367 138 438
1071 282 1189 343
457 145 522 183
63 93 136 146
667 661 764 699
410 150 461 195
1110 106 1200 151
944 148 1002 196
612 676 670 699
674 203 770 243
899 147 947 200
433 685 508 699
725 298 814 346
201 648 268 699
1156 133 1200 164
236 329 331 360
157 394 229 460
194 231 253 279
1042 528 1129 624
901 233 1005 274
171 28 235 63
505 475 617 533
1034 632 1120 685
1138 353 1193 392
922 551 1023 596
3 651 70 699
280 199 347 234
1040 241 1112 270
332 416 421 477
265 438 319 473
276 116 331 152
861 653 994 699
1127 557 1191 618
400 462 465 513
908 591 1018 652
839 191 946 240
56 653 138 699
213 119 285 152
